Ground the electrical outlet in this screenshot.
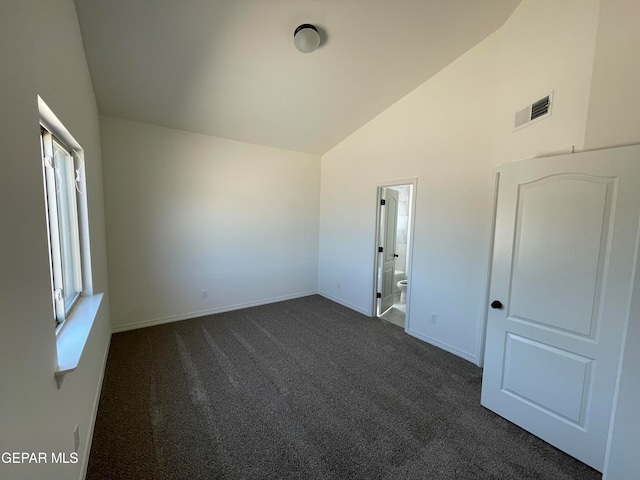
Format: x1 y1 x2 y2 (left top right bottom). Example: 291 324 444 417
337 282 341 289
430 313 437 324
201 290 208 299
73 424 79 452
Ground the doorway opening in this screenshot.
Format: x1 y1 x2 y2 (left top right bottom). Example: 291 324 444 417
374 180 416 330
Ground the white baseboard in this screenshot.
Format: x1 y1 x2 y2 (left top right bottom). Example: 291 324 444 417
317 291 372 316
405 327 479 365
111 291 318 333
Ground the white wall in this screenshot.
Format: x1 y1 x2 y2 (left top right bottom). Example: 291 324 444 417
490 0 600 163
0 1 111 479
319 0 640 476
585 0 640 150
318 0 600 363
101 116 320 330
585 2 640 479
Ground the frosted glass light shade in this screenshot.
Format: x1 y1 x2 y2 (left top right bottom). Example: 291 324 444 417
294 24 320 53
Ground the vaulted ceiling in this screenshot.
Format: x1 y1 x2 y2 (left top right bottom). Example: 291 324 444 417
75 0 521 155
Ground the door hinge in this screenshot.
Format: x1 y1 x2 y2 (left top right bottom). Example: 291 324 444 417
376 292 382 298
378 247 383 253
380 199 386 206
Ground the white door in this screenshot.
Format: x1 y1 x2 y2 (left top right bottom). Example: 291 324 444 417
380 188 399 313
481 145 640 471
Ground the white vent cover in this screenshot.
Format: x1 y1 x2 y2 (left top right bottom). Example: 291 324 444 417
514 91 553 131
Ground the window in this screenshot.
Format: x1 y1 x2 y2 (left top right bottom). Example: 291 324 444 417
39 96 103 380
40 126 84 330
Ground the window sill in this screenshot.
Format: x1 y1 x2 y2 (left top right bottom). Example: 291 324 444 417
55 293 103 386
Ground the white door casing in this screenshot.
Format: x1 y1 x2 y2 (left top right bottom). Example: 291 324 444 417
481 145 640 472
380 188 399 313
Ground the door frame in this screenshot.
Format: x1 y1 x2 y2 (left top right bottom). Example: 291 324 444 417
372 177 418 330
477 169 501 368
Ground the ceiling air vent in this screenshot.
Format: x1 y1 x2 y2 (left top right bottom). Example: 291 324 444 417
514 91 553 131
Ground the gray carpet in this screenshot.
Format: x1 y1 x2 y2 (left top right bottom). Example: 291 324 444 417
87 295 601 479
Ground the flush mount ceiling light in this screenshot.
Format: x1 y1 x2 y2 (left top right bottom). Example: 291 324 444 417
294 24 320 53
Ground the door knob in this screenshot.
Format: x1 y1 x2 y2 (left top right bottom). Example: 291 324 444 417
393 254 399 258
490 300 503 309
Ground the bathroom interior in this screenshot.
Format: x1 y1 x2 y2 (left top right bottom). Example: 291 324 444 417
378 184 412 329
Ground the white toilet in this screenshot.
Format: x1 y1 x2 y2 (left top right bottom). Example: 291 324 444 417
397 280 408 304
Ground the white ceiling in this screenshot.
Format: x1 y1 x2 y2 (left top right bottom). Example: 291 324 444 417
75 0 521 155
